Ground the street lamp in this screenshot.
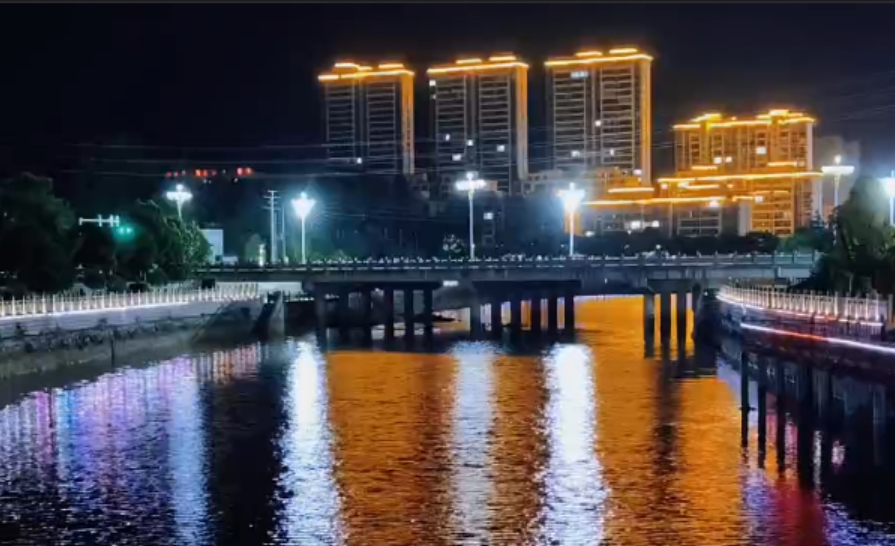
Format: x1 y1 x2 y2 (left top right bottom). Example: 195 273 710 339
821 154 855 210
882 172 895 226
558 182 585 257
456 172 486 260
291 192 316 264
165 183 192 220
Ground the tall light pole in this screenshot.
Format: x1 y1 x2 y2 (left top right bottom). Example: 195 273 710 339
165 183 192 220
291 192 316 264
456 172 486 260
821 154 855 211
882 172 895 226
558 182 585 257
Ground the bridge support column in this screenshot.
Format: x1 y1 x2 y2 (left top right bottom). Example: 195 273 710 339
691 285 703 315
757 356 768 466
423 287 434 340
313 285 327 342
530 294 542 334
490 296 503 338
563 288 576 334
338 286 351 341
469 290 482 338
676 288 688 343
361 288 372 345
659 291 672 343
384 287 395 341
510 293 523 333
775 361 787 471
404 288 415 342
643 294 655 355
547 293 559 334
796 364 815 486
741 354 750 448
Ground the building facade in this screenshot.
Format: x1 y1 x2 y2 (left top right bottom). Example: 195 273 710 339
544 47 652 186
427 55 529 198
318 61 415 175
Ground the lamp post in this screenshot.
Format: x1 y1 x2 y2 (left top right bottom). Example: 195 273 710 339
558 182 585 257
165 184 193 220
821 154 855 211
456 172 486 260
291 192 316 264
882 172 895 226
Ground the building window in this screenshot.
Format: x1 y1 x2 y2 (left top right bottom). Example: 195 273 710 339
756 146 767 155
571 70 589 79
571 150 582 158
609 148 616 157
444 134 451 142
483 212 494 220
595 120 602 127
634 169 642 176
467 139 474 146
497 144 506 152
429 80 436 87
452 153 462 161
713 156 723 165
725 156 733 163
356 157 363 165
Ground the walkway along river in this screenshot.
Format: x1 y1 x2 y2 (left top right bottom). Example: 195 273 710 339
0 296 894 545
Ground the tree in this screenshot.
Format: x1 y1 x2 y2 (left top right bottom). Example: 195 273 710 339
0 173 77 292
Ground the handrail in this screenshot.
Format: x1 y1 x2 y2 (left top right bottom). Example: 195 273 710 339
719 285 889 324
0 283 260 319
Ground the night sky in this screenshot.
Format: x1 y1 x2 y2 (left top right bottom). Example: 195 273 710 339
5 3 895 180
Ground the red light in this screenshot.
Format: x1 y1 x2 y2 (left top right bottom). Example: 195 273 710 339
245 167 253 175
194 169 201 177
211 170 217 176
166 172 172 178
237 168 244 176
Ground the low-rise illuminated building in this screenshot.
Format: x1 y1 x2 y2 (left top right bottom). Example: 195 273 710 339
544 47 653 186
427 55 529 198
583 109 821 237
318 61 415 175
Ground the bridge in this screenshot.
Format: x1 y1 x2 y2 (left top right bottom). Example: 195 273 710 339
197 253 818 345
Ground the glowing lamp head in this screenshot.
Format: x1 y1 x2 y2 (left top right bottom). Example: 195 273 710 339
883 176 895 199
165 184 192 203
558 182 586 213
456 172 486 192
835 154 842 165
292 192 316 220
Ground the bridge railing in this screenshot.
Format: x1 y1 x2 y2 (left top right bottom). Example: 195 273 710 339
0 283 260 319
719 286 890 324
197 252 817 274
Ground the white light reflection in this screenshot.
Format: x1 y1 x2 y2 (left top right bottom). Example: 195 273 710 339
277 341 343 545
168 358 208 546
539 344 608 543
449 341 495 542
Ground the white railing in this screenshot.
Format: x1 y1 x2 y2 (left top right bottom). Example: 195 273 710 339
719 286 890 324
0 283 259 319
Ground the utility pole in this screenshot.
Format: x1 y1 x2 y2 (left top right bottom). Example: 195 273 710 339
265 190 280 265
280 198 288 264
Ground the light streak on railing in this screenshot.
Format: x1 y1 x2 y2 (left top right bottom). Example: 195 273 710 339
0 283 259 320
719 286 888 326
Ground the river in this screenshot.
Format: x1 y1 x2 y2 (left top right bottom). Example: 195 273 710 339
1 296 894 545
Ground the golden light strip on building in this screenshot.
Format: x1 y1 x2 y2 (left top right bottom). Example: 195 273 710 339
545 48 653 67
768 160 799 167
319 61 413 81
378 62 405 69
691 165 718 171
427 60 529 74
677 109 815 128
456 58 483 64
657 171 822 184
586 196 728 207
681 183 721 190
488 55 517 62
607 187 655 194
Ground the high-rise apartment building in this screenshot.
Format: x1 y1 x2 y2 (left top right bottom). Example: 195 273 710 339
318 61 415 175
544 47 653 185
668 109 819 236
427 55 529 197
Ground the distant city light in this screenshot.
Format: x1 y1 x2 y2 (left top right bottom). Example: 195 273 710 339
165 183 193 220
456 172 487 260
292 192 317 265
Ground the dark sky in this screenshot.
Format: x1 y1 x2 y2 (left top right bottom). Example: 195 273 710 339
5 3 895 178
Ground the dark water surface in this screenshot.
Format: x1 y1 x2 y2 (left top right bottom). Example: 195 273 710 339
2 297 895 545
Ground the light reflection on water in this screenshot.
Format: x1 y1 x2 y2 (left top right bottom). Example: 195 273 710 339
0 298 894 544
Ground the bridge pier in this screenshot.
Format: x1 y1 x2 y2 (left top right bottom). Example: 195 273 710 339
423 287 434 340
510 293 523 333
530 295 542 334
404 288 415 342
547 293 559 334
313 285 327 342
691 284 703 315
741 353 750 448
469 292 482 337
361 288 372 345
490 297 503 337
775 360 786 471
384 287 395 341
643 293 655 355
659 291 672 343
675 288 688 342
757 355 768 466
563 288 576 334
338 286 351 341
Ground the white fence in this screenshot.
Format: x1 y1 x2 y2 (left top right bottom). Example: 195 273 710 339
0 283 259 319
719 286 890 324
